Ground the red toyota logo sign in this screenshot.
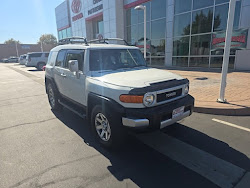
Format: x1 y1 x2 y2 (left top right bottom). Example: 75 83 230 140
71 0 82 14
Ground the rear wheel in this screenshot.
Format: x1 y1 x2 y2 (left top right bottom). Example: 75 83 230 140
91 105 124 149
37 62 45 71
47 83 62 111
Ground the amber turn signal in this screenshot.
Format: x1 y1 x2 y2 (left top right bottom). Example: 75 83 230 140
119 95 143 103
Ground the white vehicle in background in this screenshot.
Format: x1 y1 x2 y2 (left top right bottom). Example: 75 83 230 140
19 54 27 65
25 52 49 70
3 57 19 63
45 37 194 149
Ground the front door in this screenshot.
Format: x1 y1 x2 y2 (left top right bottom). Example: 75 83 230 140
61 50 86 106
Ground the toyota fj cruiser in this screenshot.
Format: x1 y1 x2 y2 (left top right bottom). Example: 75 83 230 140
45 37 194 148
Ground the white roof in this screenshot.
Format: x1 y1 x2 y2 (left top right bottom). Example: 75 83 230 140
52 43 139 52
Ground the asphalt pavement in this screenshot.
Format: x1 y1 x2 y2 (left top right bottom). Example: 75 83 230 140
0 63 249 188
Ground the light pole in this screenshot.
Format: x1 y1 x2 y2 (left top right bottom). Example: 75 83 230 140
134 5 146 59
41 41 44 52
217 0 236 103
15 41 19 57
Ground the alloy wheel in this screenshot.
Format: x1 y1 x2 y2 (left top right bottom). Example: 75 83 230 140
95 113 111 142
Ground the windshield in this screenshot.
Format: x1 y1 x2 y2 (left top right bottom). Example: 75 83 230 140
89 49 146 71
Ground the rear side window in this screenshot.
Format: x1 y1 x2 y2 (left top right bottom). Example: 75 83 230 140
30 53 42 58
45 53 49 57
47 52 57 66
55 50 66 67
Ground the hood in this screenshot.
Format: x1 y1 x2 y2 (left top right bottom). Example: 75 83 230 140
91 68 184 88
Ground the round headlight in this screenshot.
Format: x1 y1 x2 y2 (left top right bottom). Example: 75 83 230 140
184 84 189 94
143 93 155 107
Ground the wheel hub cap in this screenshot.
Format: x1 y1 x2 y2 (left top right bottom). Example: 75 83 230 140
95 113 111 142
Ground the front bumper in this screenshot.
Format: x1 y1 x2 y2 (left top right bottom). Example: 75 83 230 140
121 95 194 130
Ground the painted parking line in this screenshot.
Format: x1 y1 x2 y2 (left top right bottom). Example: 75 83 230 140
212 118 250 133
136 131 245 188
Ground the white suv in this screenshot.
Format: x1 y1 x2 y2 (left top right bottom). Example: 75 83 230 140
45 38 194 148
25 52 49 70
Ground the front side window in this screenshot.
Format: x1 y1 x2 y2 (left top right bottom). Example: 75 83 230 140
65 50 84 71
89 49 146 71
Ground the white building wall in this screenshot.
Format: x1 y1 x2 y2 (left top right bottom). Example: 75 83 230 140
68 0 124 40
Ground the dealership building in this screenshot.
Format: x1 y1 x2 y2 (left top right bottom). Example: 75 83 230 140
55 0 250 70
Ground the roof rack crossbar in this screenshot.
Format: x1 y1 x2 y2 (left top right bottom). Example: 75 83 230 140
58 37 88 45
88 38 129 46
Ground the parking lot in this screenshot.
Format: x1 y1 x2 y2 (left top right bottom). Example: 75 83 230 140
0 63 249 188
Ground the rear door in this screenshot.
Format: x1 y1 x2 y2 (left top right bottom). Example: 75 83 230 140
60 50 86 106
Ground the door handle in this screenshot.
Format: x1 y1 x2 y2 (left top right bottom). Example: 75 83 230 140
60 73 66 77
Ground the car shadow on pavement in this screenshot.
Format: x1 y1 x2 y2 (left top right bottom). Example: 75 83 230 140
28 69 41 72
51 108 221 188
163 123 250 171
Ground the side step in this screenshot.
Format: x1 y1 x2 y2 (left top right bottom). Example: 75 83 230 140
58 99 86 119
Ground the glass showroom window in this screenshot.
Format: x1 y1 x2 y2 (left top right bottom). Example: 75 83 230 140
210 56 235 69
189 57 209 67
193 0 214 10
175 0 192 14
174 13 191 37
172 57 188 67
211 0 241 68
150 39 165 66
191 7 213 34
190 34 211 55
126 0 166 67
151 0 166 20
173 36 190 56
216 0 229 5
214 4 229 32
66 28 72 38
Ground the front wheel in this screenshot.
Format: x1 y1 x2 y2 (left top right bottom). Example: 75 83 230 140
91 105 124 149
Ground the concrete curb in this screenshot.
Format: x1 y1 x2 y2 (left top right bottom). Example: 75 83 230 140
194 106 250 116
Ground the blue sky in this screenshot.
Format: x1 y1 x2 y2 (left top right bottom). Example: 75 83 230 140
0 0 65 44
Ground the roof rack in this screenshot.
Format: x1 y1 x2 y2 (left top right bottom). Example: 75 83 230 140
58 37 88 45
88 38 129 46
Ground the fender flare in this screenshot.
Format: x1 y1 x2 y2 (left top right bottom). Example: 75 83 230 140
87 92 125 120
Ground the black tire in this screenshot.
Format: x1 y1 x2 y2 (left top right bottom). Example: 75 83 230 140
37 62 45 71
47 83 62 111
91 105 125 149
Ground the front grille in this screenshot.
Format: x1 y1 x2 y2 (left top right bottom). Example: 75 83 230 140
156 88 182 103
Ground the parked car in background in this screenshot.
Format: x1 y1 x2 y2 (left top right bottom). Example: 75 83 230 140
19 54 27 65
25 52 49 70
3 57 19 63
2 58 9 63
